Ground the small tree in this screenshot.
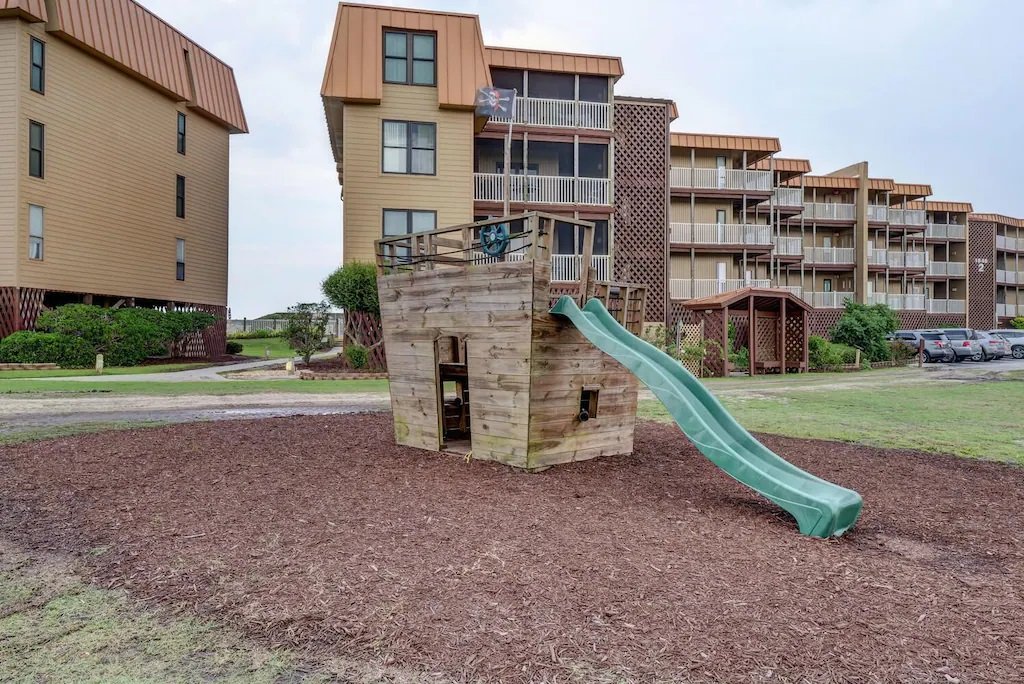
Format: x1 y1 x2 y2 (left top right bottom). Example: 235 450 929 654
322 262 383 358
829 301 899 362
283 301 330 364
1010 316 1024 330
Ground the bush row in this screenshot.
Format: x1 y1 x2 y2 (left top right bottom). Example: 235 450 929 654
0 304 216 368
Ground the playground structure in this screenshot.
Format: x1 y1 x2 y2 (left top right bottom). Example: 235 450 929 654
375 212 863 537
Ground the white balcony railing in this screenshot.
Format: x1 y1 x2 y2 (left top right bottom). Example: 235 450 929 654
928 261 967 277
773 187 804 206
473 173 611 206
887 208 927 226
997 303 1019 317
866 205 889 222
670 278 771 299
669 167 772 192
926 223 966 239
802 202 856 221
776 285 803 297
803 291 855 308
868 248 887 265
669 223 772 246
887 251 927 269
877 293 926 310
804 246 855 264
470 252 609 283
996 269 1020 284
997 235 1021 251
488 96 612 130
928 299 967 314
773 236 803 255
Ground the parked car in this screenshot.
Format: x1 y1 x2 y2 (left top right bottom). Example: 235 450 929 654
990 329 1024 359
888 330 954 363
940 328 983 362
971 331 1006 361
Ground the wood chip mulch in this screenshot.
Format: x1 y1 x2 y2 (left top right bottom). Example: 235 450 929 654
1 414 1022 682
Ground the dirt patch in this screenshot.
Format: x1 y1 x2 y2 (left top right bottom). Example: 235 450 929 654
1 415 1022 682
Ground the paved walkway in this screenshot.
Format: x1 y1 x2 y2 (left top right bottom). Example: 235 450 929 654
38 348 343 382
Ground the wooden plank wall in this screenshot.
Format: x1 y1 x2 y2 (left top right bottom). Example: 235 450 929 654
377 260 536 467
527 260 639 469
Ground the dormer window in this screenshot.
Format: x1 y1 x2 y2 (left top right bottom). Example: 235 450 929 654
384 30 436 86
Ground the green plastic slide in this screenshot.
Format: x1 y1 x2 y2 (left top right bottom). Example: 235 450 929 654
550 296 862 538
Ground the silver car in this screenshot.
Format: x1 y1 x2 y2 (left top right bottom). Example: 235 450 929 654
940 328 983 362
971 331 1006 361
990 329 1024 359
890 330 954 363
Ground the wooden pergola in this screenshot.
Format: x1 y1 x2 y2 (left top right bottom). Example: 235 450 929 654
683 288 811 377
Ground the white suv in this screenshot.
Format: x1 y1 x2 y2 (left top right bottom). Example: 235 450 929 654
990 329 1024 359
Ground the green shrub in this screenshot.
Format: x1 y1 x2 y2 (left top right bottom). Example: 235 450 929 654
889 340 917 363
345 344 369 369
227 329 281 339
730 346 750 371
830 342 860 365
283 301 331 364
0 331 95 368
808 335 844 369
322 262 379 317
35 304 113 348
830 301 899 362
1011 316 1024 330
226 340 244 354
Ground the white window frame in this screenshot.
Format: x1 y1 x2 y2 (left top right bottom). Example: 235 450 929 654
28 204 44 260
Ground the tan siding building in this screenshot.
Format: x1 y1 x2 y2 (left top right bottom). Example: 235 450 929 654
0 1 246 343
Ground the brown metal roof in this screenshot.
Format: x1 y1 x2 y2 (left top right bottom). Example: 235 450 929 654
784 175 859 190
322 3 492 110
906 200 973 213
970 213 1024 228
0 0 45 20
890 182 932 200
751 157 810 182
671 132 780 153
485 46 623 81
4 0 247 132
681 287 813 312
868 178 895 191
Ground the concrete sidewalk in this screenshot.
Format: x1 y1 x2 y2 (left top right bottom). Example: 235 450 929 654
37 348 343 382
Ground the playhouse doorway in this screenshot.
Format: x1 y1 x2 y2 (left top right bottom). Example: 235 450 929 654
436 336 471 454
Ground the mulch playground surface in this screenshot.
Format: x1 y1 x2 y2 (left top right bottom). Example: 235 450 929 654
2 414 1022 682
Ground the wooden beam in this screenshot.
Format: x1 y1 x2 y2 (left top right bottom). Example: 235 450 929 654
802 310 809 372
748 297 755 378
780 297 787 375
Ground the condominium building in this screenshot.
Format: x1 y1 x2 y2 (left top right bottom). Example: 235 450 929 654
0 0 247 344
321 2 1014 336
968 213 1024 328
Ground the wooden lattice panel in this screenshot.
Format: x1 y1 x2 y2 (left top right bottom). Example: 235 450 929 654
729 314 750 351
697 309 727 377
925 313 966 329
677 321 704 376
968 219 996 330
785 311 805 368
809 309 844 338
0 288 19 338
613 100 672 324
897 311 928 332
0 287 46 338
755 315 779 362
172 303 227 359
348 311 386 369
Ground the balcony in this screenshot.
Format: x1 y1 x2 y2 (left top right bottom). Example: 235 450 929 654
996 269 1020 285
804 246 855 264
926 223 966 239
802 291 854 308
473 173 611 206
928 261 967 277
928 299 967 314
801 202 856 221
866 205 889 222
773 236 803 256
488 96 612 130
669 223 772 246
772 187 804 207
669 167 772 192
669 278 770 299
868 248 887 266
997 303 1019 318
869 293 926 310
996 235 1021 251
775 285 803 297
887 251 927 269
887 208 927 226
472 252 610 282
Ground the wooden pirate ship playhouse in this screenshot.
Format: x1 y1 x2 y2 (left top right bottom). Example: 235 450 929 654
375 212 646 470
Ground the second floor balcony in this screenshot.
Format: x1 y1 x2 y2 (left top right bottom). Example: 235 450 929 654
928 299 967 314
473 173 611 206
887 251 927 269
868 292 926 310
802 291 854 308
669 167 772 192
866 205 889 222
669 222 771 246
802 202 856 221
888 208 927 226
488 96 612 131
997 303 1020 318
996 269 1020 285
670 278 771 300
804 246 855 264
926 223 966 240
773 236 803 256
772 187 804 207
928 261 967 277
996 235 1022 252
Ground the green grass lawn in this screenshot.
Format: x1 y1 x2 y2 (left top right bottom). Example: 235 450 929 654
0 378 389 396
0 362 207 379
638 376 1024 464
236 336 295 360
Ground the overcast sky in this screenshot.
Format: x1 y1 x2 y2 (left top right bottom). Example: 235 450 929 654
142 0 1024 318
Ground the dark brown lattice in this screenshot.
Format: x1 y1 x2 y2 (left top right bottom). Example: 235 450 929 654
924 313 966 329
613 99 672 324
968 219 996 330
755 315 779 362
896 311 928 332
784 311 805 369
809 309 844 338
348 311 387 369
0 287 46 338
